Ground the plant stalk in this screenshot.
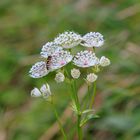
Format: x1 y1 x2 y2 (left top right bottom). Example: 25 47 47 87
51 101 67 140
71 80 83 140
77 114 82 140
89 82 96 109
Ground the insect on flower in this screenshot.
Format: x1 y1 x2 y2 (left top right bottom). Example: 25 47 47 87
46 56 52 70
49 50 73 70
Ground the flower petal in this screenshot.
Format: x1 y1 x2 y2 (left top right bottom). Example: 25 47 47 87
29 61 49 78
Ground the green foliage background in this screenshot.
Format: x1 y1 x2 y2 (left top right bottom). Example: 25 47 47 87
0 0 140 140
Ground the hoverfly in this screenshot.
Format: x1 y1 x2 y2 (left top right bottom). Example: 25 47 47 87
46 56 52 70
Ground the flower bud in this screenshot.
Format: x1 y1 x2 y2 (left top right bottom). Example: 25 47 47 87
40 84 51 98
31 88 42 97
55 72 65 83
86 73 98 83
71 68 80 79
99 56 110 67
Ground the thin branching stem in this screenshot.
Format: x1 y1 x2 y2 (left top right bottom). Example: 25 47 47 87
71 80 83 140
89 82 96 109
51 99 67 140
81 84 90 110
73 80 80 110
87 84 91 108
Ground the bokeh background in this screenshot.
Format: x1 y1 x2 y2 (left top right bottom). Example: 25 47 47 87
0 0 140 140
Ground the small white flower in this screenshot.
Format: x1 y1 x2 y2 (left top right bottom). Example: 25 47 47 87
73 50 99 67
40 42 63 58
99 56 110 67
29 61 49 78
54 31 82 48
71 68 80 79
86 73 98 83
81 32 104 47
55 72 65 83
40 84 51 98
31 88 42 97
50 50 73 70
31 84 52 99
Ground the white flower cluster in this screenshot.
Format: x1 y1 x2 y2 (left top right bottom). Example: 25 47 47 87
73 50 99 68
30 50 73 78
40 42 63 58
29 61 49 78
50 50 73 70
31 84 51 99
81 32 104 47
54 31 82 48
29 31 110 81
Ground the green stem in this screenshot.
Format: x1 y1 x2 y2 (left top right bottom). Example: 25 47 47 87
81 84 92 111
70 80 79 110
77 114 82 140
89 82 96 109
52 102 67 140
87 84 91 108
71 80 83 140
73 80 80 110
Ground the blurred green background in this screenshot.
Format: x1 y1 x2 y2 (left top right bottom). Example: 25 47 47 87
0 0 140 140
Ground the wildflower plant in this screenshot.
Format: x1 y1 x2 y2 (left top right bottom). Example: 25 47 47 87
29 31 110 140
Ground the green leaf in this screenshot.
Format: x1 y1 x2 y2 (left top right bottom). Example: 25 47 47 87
82 109 95 114
80 114 99 127
71 101 78 114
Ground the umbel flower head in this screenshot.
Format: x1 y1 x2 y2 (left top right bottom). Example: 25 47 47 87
29 31 110 80
31 84 52 99
29 61 49 78
29 50 73 78
81 32 104 48
71 68 80 79
73 50 99 67
99 56 110 67
86 73 98 83
40 42 63 58
50 50 73 70
55 72 65 83
54 31 82 48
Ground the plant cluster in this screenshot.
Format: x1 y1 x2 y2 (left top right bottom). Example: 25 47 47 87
29 31 110 140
